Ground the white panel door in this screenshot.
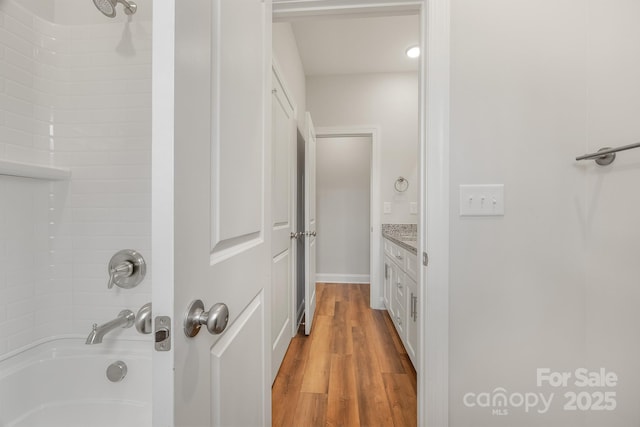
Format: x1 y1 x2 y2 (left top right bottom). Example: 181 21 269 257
270 68 296 381
153 0 272 426
304 113 317 336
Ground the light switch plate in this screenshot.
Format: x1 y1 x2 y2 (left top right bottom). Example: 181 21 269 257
409 202 418 214
459 184 504 216
384 202 392 214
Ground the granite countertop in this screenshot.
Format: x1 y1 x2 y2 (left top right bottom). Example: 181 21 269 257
381 224 417 255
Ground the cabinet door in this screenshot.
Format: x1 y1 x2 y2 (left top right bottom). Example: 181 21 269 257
383 257 392 311
405 276 418 366
382 256 391 310
392 270 406 336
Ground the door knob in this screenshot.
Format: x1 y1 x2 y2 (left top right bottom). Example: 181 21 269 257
184 299 229 337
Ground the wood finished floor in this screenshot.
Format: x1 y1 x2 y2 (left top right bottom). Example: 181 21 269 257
272 283 417 427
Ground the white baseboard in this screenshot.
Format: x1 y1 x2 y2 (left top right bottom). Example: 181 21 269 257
316 273 370 284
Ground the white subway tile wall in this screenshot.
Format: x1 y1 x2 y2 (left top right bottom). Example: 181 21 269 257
0 0 152 355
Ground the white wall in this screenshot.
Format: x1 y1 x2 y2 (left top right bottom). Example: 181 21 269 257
54 1 152 338
584 2 640 425
272 22 306 131
449 0 640 425
306 72 418 224
316 136 371 282
0 0 151 355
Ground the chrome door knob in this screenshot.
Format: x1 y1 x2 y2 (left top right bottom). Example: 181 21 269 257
184 299 229 337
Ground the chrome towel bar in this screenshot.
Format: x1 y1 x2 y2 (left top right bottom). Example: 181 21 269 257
576 142 640 165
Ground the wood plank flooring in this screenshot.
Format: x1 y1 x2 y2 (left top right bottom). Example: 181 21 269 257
272 283 417 427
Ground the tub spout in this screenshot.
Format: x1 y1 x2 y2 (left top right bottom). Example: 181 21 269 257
85 309 135 344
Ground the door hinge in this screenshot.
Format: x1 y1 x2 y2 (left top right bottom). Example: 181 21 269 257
423 251 429 267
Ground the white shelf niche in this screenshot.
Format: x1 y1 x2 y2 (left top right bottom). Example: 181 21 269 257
0 159 71 181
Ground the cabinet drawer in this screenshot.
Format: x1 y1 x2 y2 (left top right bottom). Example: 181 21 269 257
406 251 417 281
383 239 395 257
394 271 406 311
393 246 406 265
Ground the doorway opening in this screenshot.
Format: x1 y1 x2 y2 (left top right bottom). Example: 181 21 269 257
272 2 423 425
315 134 373 286
314 127 382 308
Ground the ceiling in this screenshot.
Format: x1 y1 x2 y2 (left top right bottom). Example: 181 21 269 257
289 14 420 76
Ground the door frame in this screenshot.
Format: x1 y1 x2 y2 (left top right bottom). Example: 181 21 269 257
273 1 451 426
271 59 299 376
152 0 450 425
151 0 175 424
314 127 381 309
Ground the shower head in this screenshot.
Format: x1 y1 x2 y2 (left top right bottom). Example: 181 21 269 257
93 0 137 18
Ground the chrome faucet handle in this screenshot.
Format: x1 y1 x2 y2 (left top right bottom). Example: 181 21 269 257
107 249 146 290
108 261 134 289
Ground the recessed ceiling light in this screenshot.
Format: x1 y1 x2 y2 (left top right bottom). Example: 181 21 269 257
406 46 420 59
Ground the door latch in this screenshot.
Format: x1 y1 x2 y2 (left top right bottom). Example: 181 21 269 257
154 316 171 351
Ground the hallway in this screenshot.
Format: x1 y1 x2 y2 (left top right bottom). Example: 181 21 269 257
272 283 417 427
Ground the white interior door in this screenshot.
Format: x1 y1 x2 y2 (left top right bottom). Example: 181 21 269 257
304 113 317 335
153 0 272 426
270 67 296 381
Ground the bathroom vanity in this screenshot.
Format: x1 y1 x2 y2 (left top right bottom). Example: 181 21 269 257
382 225 418 368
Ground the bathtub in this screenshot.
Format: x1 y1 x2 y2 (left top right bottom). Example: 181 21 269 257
0 337 151 427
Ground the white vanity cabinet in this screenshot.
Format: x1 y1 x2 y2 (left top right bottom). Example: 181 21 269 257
383 237 418 367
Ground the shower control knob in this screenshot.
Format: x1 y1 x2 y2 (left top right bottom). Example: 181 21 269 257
184 299 229 337
107 249 146 290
